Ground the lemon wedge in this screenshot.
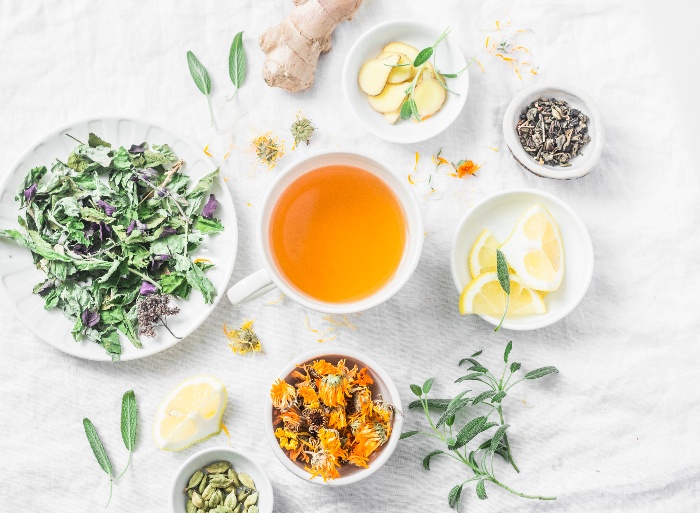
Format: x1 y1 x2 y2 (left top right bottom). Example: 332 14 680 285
459 271 546 317
498 204 564 292
469 229 500 277
153 375 228 451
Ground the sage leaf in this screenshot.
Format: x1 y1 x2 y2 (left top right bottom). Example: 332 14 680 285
423 450 444 470
83 418 112 476
409 98 421 122
448 483 463 509
510 362 521 373
495 249 510 331
400 430 420 439
491 390 507 403
414 47 434 67
120 390 137 451
449 416 487 450
472 390 496 405
467 365 489 373
471 350 483 357
409 398 451 409
459 357 482 368
476 480 488 500
422 377 434 394
400 99 413 120
186 51 212 95
228 31 246 89
454 373 487 384
504 340 513 362
525 366 559 380
490 424 509 455
410 384 423 397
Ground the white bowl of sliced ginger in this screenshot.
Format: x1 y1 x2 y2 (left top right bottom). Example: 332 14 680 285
451 189 594 331
342 19 470 143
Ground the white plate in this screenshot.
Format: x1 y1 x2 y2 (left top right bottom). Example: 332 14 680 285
342 20 469 144
0 117 238 361
450 189 593 330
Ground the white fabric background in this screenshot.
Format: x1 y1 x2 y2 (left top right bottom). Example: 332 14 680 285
1 1 698 512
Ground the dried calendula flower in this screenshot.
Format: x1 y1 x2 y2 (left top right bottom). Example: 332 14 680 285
252 132 285 170
454 159 481 178
290 112 315 149
224 320 262 356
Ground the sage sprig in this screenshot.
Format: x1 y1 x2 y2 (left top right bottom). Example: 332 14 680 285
226 31 246 101
186 51 214 127
494 249 510 331
83 390 139 507
401 342 558 509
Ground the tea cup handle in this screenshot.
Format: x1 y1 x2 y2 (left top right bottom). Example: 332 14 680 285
227 269 276 305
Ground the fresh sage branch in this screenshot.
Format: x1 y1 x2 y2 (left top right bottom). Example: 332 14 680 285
186 51 214 127
227 31 246 101
494 249 510 331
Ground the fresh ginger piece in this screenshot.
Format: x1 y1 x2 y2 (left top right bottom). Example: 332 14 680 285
413 78 446 119
259 0 364 92
358 54 400 96
386 54 414 83
382 42 419 61
383 109 401 124
367 83 408 113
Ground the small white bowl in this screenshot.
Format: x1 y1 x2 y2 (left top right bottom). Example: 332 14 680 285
451 188 594 330
503 82 604 179
170 447 273 513
264 347 403 486
342 20 469 144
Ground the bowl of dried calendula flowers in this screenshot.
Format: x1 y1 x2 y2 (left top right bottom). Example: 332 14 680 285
170 447 273 513
265 347 403 485
503 82 604 179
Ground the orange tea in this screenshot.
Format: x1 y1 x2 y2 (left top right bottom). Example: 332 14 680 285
269 165 407 303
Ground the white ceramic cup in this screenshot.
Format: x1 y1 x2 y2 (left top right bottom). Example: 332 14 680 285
226 150 424 314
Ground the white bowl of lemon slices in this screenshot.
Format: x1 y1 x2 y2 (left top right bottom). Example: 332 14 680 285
451 189 594 330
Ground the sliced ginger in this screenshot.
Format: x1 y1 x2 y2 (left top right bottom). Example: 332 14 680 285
368 82 408 113
358 54 400 96
413 78 446 119
383 109 401 124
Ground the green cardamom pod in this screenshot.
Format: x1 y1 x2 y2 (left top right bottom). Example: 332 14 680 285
224 491 237 508
210 489 223 508
197 510 205 513
191 491 205 509
236 489 250 502
205 461 231 474
202 483 215 501
210 477 233 489
238 473 256 490
185 499 197 513
247 506 259 513
232 504 243 513
244 492 258 508
198 474 208 494
224 484 234 494
227 469 241 487
188 470 204 489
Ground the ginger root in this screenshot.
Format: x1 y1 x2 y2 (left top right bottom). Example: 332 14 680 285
259 0 363 92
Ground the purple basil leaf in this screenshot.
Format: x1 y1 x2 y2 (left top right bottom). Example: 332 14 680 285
96 199 116 216
37 281 54 297
139 281 157 295
24 184 37 201
128 142 147 154
126 220 137 235
160 226 177 236
201 194 218 219
148 254 170 272
81 309 100 328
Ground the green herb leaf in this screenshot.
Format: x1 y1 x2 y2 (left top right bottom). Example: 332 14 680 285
422 378 434 394
467 365 489 373
476 480 488 500
409 98 421 122
228 31 246 89
455 373 487 384
490 424 509 454
414 47 434 67
471 350 483 357
186 51 212 95
524 366 559 380
88 133 111 148
449 416 487 450
448 483 463 509
120 391 137 451
410 384 423 397
423 450 444 470
400 430 420 439
491 391 507 403
400 99 413 120
496 249 510 294
510 362 521 373
83 418 112 476
472 390 496 406
408 398 451 409
504 341 513 362
459 357 482 368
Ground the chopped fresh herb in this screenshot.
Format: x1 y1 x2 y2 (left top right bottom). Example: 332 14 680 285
0 134 223 359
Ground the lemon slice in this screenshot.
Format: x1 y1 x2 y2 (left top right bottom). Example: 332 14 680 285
469 229 500 277
153 375 228 451
499 204 564 292
459 271 546 317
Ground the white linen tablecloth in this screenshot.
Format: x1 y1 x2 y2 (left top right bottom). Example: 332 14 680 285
0 1 698 511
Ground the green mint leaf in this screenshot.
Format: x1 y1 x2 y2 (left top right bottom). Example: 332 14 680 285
186 51 212 95
448 483 463 509
400 99 413 120
410 384 423 397
449 416 488 450
408 398 451 409
471 350 483 357
228 31 246 88
510 362 521 373
504 341 513 362
83 418 112 476
476 480 488 500
496 249 510 294
490 424 509 455
422 377 434 394
525 366 559 380
454 373 487 384
414 47 434 67
400 430 420 439
120 391 137 451
423 450 444 470
472 390 496 406
491 391 507 403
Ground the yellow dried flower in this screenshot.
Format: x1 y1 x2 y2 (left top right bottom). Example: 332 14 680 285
252 132 285 170
224 319 262 356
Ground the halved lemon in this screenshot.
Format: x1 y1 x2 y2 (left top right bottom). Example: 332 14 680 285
498 204 564 292
153 375 228 451
459 271 546 317
469 229 500 277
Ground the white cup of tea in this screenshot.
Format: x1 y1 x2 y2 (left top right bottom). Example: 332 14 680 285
227 150 424 314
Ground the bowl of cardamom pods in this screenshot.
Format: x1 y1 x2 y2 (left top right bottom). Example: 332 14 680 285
503 82 604 179
170 447 273 513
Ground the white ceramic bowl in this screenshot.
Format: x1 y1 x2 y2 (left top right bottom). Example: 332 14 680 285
264 347 403 486
342 20 469 143
451 188 594 330
170 447 273 513
502 83 604 179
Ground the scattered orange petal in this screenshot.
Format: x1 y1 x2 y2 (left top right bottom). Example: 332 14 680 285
512 46 529 53
455 160 481 178
223 151 231 160
194 258 212 264
266 293 285 305
485 36 490 48
515 68 523 80
408 174 415 185
487 146 500 152
476 60 485 73
246 203 252 207
220 423 231 445
414 152 420 172
203 145 213 157
223 177 229 182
